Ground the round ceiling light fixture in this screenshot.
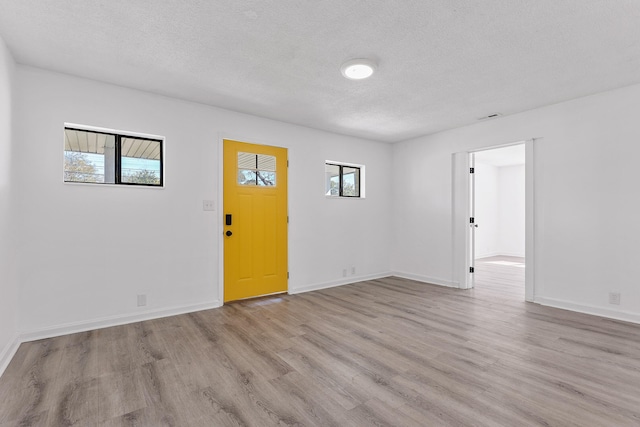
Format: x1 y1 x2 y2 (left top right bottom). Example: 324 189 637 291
340 58 377 80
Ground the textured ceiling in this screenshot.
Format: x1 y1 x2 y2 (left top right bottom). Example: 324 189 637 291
1 1 640 143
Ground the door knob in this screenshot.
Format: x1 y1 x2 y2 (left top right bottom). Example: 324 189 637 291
226 230 233 236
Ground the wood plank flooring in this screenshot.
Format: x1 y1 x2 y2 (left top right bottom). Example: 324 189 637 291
474 255 525 301
2 264 640 426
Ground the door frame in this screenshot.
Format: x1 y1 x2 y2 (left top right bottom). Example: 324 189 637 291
452 138 537 302
217 134 290 304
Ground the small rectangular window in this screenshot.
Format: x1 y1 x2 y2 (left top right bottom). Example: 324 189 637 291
325 162 362 198
238 152 276 186
64 127 163 187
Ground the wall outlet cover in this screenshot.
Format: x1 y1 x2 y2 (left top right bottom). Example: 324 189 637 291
202 200 215 211
609 292 621 305
137 294 147 307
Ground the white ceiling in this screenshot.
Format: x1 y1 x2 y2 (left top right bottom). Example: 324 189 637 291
474 144 525 167
1 1 640 143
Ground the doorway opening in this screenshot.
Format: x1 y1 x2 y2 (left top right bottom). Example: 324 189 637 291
471 144 525 299
452 139 535 300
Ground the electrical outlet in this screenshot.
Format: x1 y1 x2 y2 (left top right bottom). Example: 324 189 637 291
202 200 215 211
137 294 147 307
342 269 347 277
351 266 356 275
609 292 621 305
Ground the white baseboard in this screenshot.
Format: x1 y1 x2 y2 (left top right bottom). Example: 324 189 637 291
390 271 458 288
20 300 222 343
500 252 525 258
535 296 640 325
0 333 21 378
475 252 501 259
289 272 392 295
476 252 525 259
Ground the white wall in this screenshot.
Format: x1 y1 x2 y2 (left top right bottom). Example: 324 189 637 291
0 37 18 372
392 82 640 323
13 66 392 336
497 164 525 257
474 162 525 258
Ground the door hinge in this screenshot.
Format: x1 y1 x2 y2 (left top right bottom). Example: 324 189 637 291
470 167 474 173
287 272 290 279
287 216 289 224
287 160 289 167
469 267 475 273
470 217 475 224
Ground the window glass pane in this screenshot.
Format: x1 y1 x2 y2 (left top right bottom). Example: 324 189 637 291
64 129 115 183
342 166 360 197
257 154 276 171
238 152 276 186
238 170 257 185
120 138 162 185
64 128 163 186
238 152 257 170
325 163 340 196
256 171 276 186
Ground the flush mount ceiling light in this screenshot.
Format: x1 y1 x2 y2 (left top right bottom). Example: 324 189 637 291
340 58 377 80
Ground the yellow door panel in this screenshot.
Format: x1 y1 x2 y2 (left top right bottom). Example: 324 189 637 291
223 139 287 302
262 194 278 276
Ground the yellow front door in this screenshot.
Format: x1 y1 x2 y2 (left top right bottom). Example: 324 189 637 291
223 139 288 302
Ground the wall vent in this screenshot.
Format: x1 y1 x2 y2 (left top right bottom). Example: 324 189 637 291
478 113 503 120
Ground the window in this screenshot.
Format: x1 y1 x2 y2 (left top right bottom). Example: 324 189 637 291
237 152 276 186
64 127 163 186
325 162 362 197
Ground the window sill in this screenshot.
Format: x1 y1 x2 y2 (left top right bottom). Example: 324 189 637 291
63 181 165 189
325 195 365 199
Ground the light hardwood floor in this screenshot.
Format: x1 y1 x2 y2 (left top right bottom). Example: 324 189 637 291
1 264 640 426
474 255 525 300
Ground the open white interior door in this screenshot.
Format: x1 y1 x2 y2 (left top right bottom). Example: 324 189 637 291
468 152 476 288
452 151 473 289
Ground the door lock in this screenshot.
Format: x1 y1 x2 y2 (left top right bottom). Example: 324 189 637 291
225 230 233 236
